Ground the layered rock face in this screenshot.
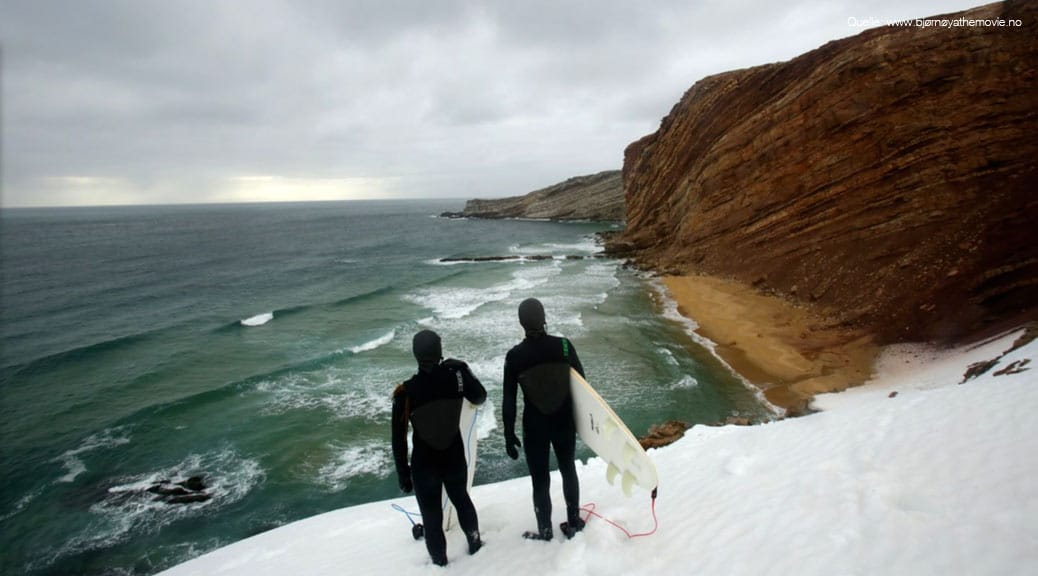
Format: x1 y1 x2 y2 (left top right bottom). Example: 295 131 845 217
449 170 623 221
611 0 1037 344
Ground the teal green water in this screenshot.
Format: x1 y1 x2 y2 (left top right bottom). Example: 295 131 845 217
0 200 771 575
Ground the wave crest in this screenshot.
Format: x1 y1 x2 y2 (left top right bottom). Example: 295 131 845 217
315 440 391 492
347 330 395 354
241 312 274 327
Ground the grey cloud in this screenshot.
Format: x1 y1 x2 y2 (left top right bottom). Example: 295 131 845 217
1 0 985 207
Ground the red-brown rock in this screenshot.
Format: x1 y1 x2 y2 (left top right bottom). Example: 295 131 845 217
610 1 1038 344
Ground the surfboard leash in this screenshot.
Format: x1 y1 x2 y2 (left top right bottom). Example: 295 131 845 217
579 487 658 539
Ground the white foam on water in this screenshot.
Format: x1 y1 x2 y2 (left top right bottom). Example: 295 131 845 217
315 440 392 492
658 347 680 366
253 371 398 422
347 330 396 354
405 286 510 320
241 313 274 327
465 356 508 388
328 387 395 421
0 487 44 523
650 279 784 416
507 236 601 255
425 258 470 266
474 402 497 441
52 427 132 484
35 448 264 574
406 262 561 320
671 374 701 389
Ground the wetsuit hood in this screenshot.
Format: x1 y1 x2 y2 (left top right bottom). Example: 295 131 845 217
412 330 442 371
518 298 546 336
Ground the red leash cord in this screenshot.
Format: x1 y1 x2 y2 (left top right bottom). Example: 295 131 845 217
579 488 658 539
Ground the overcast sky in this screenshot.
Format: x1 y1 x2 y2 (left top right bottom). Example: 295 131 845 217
1 0 984 207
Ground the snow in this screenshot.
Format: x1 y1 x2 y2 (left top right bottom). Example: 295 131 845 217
158 331 1038 576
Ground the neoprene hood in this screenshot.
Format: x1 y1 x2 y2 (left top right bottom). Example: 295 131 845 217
518 298 546 334
412 329 442 365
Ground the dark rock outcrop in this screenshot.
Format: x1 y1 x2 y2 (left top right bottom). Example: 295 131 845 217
609 0 1038 344
146 476 212 504
445 170 624 221
638 420 692 449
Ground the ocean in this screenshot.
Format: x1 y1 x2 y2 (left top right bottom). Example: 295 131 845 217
0 200 772 575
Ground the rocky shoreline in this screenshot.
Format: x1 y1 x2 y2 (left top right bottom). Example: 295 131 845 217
442 170 623 221
609 0 1038 346
445 1 1036 417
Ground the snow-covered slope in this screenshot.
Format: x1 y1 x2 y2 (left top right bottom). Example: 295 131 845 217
159 330 1037 576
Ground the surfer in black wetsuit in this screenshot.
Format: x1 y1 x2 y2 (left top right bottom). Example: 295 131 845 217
503 298 587 541
392 329 487 566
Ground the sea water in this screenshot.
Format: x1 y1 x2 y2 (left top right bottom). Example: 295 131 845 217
0 200 771 575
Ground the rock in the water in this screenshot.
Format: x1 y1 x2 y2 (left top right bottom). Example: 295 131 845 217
144 476 211 505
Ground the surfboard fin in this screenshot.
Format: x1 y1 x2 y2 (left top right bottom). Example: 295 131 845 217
621 471 636 497
606 462 620 486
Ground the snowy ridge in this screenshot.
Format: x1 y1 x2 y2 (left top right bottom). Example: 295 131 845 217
158 330 1037 576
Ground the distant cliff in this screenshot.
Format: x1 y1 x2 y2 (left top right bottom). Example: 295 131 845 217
445 170 623 221
608 0 1038 344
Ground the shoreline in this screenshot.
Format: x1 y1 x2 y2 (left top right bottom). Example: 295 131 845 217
661 274 879 414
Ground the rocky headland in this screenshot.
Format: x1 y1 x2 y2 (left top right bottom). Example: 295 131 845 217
607 0 1037 409
609 0 1036 343
443 169 623 221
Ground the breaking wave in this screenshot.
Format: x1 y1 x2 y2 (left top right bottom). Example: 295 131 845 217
315 440 392 492
241 312 274 327
251 371 396 422
347 330 396 354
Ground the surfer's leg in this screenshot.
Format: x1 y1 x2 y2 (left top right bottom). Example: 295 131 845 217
552 420 584 537
413 469 448 565
523 418 553 539
443 464 482 554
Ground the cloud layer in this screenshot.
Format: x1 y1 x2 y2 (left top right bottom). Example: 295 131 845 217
1 0 981 206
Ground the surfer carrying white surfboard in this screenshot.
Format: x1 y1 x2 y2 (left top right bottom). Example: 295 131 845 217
503 298 587 541
392 330 487 566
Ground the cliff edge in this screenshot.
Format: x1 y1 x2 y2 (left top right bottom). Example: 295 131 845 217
445 170 623 221
609 0 1037 345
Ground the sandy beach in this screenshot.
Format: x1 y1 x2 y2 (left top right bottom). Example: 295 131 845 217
662 274 879 413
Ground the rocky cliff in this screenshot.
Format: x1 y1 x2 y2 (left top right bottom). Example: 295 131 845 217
609 0 1038 344
446 170 623 221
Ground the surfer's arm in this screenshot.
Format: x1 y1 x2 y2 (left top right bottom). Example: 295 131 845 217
390 385 411 489
462 366 487 406
443 358 487 406
502 355 518 439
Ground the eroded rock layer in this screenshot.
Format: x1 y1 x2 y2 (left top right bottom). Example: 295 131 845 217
610 0 1038 343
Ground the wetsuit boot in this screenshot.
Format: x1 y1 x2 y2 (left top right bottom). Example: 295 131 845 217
467 529 483 554
560 515 585 539
522 525 554 541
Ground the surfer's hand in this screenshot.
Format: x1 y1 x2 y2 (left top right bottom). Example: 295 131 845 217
441 358 467 370
505 432 521 460
399 474 413 493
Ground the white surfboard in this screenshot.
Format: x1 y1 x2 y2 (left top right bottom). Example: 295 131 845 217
441 400 480 531
571 368 658 496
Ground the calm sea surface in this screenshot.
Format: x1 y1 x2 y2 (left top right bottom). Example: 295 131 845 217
0 200 770 575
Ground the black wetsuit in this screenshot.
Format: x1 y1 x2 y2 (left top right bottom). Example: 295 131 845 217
503 333 585 536
392 359 486 565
